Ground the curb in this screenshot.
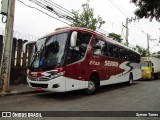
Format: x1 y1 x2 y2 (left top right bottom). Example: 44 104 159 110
0 90 45 97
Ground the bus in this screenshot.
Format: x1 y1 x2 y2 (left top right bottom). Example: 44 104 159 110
24 27 141 94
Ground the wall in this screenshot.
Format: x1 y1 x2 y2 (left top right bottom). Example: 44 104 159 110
0 35 35 85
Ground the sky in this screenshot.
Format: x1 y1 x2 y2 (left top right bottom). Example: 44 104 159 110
0 0 160 53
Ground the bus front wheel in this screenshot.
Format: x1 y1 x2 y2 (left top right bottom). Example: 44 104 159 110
84 77 99 95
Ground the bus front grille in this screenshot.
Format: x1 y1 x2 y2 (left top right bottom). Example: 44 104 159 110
30 83 48 88
28 76 51 81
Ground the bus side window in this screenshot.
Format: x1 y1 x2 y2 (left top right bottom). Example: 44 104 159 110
92 39 101 55
133 53 138 63
137 54 140 63
119 47 127 60
127 51 131 61
101 41 108 56
108 44 119 58
113 46 119 58
135 54 140 63
127 50 135 62
108 44 113 57
66 32 91 64
92 39 109 57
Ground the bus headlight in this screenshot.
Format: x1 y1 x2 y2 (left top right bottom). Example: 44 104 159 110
52 71 65 79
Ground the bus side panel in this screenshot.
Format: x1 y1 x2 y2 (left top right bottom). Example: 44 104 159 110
103 58 128 84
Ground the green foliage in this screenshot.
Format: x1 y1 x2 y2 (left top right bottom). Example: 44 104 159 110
132 0 160 21
154 55 160 59
152 51 160 58
71 2 105 30
133 45 148 57
108 33 123 43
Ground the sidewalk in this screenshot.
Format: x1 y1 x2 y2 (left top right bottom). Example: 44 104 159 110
0 84 43 97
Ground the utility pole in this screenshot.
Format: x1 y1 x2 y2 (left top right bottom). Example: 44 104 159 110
0 0 15 93
122 18 129 47
125 18 129 47
147 33 150 56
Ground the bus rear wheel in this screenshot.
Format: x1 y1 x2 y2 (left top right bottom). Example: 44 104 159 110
127 74 133 85
84 77 99 95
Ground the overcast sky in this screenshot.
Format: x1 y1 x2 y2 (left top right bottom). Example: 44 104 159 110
0 0 160 53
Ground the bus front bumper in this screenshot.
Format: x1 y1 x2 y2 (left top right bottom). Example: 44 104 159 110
27 76 66 92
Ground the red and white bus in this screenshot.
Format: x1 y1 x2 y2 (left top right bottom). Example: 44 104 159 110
25 27 141 94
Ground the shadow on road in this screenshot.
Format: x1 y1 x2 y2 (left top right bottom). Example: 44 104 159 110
137 78 160 82
97 82 138 94
34 82 139 100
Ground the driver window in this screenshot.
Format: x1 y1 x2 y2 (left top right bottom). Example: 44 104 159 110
66 32 91 64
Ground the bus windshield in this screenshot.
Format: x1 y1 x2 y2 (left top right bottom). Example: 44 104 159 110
31 32 68 70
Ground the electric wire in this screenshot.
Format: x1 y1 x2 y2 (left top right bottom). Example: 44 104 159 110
17 0 110 36
42 0 75 17
38 0 74 21
108 0 149 36
111 0 134 17
29 0 66 19
108 0 131 17
30 0 74 22
17 0 71 25
29 0 109 35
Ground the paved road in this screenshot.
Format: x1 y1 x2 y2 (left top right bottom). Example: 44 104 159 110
0 79 160 120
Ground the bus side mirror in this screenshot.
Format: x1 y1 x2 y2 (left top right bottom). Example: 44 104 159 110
152 63 153 66
23 41 36 53
70 31 77 47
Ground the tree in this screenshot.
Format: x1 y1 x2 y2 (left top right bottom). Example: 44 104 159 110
108 33 123 43
71 1 105 30
152 51 160 58
131 0 160 21
133 45 148 57
155 55 160 59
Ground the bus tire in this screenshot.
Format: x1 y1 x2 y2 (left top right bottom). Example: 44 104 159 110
127 74 133 86
84 76 99 95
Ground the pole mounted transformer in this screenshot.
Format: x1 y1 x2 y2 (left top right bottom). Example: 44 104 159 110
1 0 9 16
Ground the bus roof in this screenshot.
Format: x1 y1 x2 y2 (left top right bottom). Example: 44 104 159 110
41 27 140 55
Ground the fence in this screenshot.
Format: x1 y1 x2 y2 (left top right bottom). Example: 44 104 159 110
0 35 35 85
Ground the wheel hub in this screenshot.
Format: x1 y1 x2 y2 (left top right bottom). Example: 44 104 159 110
88 81 95 91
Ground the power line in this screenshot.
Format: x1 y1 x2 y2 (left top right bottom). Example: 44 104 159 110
108 0 130 18
29 0 74 22
40 0 73 19
107 0 147 35
111 0 134 17
30 0 68 19
30 0 111 35
43 0 75 17
17 0 71 25
18 0 110 36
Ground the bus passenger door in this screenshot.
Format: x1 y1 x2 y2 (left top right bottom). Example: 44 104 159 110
65 49 82 91
65 31 92 91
